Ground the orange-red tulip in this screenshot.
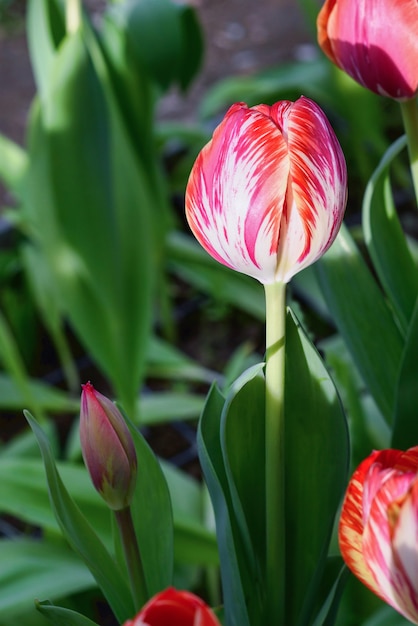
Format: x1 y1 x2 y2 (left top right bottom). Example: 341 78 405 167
339 446 418 624
317 0 418 100
185 97 347 284
122 588 221 626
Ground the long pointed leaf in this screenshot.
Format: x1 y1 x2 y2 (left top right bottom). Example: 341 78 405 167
0 538 95 619
392 294 418 448
316 223 404 423
197 384 251 626
25 412 134 623
363 135 418 332
127 420 174 596
284 309 349 626
36 601 99 626
220 365 266 616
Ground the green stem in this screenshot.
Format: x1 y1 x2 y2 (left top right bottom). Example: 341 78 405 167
400 98 418 206
264 281 286 623
66 0 82 33
114 506 148 612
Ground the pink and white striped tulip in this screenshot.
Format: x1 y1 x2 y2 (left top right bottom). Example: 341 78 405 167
317 0 418 100
185 97 347 284
339 446 418 624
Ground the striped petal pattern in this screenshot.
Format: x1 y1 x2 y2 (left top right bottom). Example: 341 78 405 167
185 97 347 285
339 446 418 624
317 0 418 100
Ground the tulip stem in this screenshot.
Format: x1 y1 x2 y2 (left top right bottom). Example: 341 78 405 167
264 281 286 623
400 98 418 207
115 506 148 612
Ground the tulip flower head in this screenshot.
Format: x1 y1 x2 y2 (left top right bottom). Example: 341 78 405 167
122 587 222 626
317 0 418 100
80 382 137 511
339 446 418 624
185 96 347 284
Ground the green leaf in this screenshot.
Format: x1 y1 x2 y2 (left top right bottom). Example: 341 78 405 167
168 232 265 320
145 335 220 385
177 4 204 91
0 133 27 199
27 0 65 97
127 422 174 595
161 461 218 566
198 384 252 626
138 391 206 425
173 520 219 566
21 243 79 392
36 601 99 626
0 537 95 619
199 59 329 119
392 295 418 449
363 605 411 626
0 457 112 546
284 309 349 626
320 335 390 468
363 135 418 332
24 412 134 623
0 372 79 413
36 602 98 626
316 223 404 424
106 0 202 93
25 20 156 412
220 365 266 608
311 559 349 626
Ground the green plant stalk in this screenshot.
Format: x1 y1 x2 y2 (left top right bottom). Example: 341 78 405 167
400 97 418 207
264 281 286 623
115 506 148 612
66 0 82 33
50 323 79 394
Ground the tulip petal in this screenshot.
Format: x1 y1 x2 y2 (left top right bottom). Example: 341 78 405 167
391 479 418 621
317 0 418 99
339 450 383 597
185 103 290 284
272 97 346 282
130 588 221 626
363 472 418 623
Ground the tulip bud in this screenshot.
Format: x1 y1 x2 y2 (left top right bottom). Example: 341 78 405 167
80 382 137 511
185 96 347 285
339 446 418 624
317 0 418 100
122 587 222 626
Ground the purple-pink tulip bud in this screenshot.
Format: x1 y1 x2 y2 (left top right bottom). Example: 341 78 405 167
80 382 137 510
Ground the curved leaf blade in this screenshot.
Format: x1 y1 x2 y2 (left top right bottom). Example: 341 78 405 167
24 412 134 623
316 223 404 424
363 135 418 332
284 309 349 626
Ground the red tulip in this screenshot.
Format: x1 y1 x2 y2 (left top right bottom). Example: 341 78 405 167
122 587 221 626
80 382 137 510
185 96 347 284
339 446 418 623
317 0 418 100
